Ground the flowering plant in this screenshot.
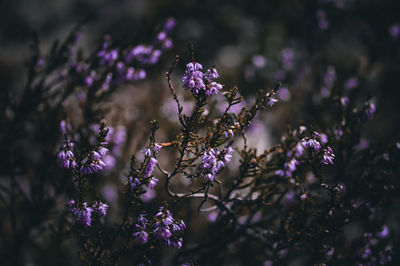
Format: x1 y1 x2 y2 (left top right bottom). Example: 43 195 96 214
1 10 399 266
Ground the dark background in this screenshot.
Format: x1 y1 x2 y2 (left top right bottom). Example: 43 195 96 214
1 0 399 142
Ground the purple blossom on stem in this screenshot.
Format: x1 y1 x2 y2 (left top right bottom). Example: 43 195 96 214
80 145 109 174
70 201 93 227
133 212 149 244
153 205 185 248
201 147 233 181
93 201 109 217
344 77 359 91
276 158 299 177
57 140 77 169
182 62 223 97
129 176 142 190
148 177 158 189
144 157 158 178
321 147 335 165
340 96 349 107
267 97 278 107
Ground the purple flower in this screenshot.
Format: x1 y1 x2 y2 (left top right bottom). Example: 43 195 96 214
147 177 158 189
57 140 77 169
302 138 322 151
183 61 223 97
93 201 109 217
144 157 158 177
321 147 335 165
164 18 176 32
344 77 359 91
267 98 278 107
70 201 93 227
129 176 142 190
157 31 167 42
340 96 349 107
201 147 233 181
133 213 149 243
378 225 389 239
153 206 185 248
276 158 299 177
205 67 219 81
60 120 71 135
133 230 149 244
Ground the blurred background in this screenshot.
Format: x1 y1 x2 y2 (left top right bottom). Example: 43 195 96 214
2 0 400 141
1 0 400 265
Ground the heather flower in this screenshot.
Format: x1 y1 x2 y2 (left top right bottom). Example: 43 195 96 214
129 176 142 190
182 61 223 97
302 137 322 151
133 69 146 80
340 96 349 107
97 46 119 66
276 158 299 177
154 143 162 152
321 147 335 165
148 177 158 189
132 230 149 244
344 77 359 91
153 206 185 248
205 67 219 81
57 140 77 169
295 142 306 157
60 120 71 135
267 97 278 107
144 157 158 177
80 145 109 174
133 212 149 244
163 18 176 32
70 201 93 227
93 201 109 217
224 129 234 139
200 147 233 181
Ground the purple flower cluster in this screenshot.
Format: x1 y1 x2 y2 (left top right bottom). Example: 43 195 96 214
182 62 223 97
128 144 162 191
200 147 234 181
80 144 109 174
57 140 77 169
125 18 175 65
132 206 186 249
276 158 299 177
97 35 118 67
73 18 176 93
132 213 149 244
276 130 335 177
70 200 109 227
321 146 335 165
301 131 335 165
359 229 393 264
153 206 186 248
